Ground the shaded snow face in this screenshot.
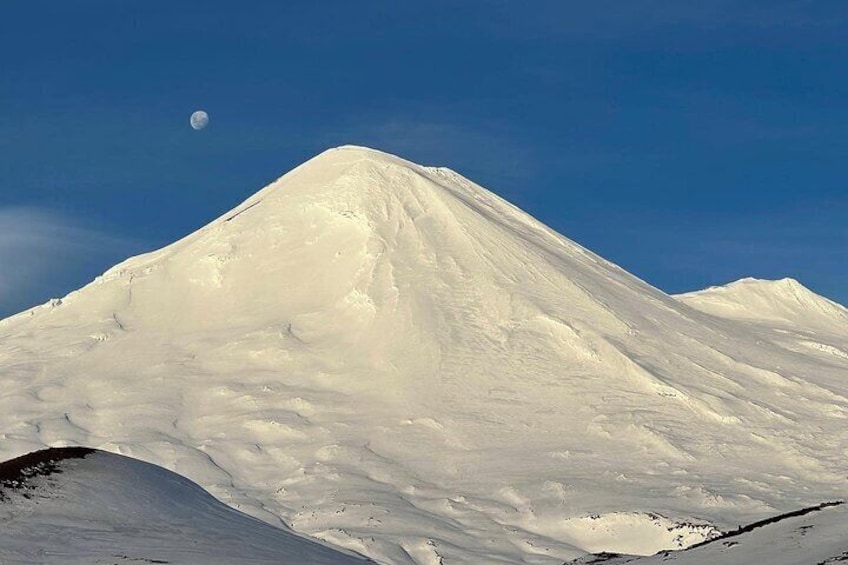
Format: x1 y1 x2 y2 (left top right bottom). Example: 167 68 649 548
0 146 847 564
0 448 370 564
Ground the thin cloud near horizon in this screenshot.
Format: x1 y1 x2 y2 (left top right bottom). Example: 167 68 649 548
0 207 148 318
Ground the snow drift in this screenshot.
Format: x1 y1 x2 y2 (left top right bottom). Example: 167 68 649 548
0 146 846 564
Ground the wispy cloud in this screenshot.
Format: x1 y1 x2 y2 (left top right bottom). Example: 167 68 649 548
0 207 147 318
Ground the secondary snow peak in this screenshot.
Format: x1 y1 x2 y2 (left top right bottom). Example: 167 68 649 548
676 277 848 331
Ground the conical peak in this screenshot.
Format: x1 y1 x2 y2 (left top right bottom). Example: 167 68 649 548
296 145 429 178
315 144 416 163
20 142 659 339
238 145 443 217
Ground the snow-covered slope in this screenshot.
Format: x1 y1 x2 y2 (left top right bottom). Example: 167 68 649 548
0 447 370 564
1 146 846 564
676 278 848 371
676 277 848 333
568 501 848 565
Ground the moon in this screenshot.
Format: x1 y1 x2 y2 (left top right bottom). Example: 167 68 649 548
190 110 209 130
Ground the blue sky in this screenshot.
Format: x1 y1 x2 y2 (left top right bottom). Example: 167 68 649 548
2 1 846 317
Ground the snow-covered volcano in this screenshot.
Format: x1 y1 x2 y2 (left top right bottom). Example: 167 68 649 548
1 146 846 564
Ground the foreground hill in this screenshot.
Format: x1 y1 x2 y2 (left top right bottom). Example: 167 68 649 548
1 146 846 563
0 447 369 564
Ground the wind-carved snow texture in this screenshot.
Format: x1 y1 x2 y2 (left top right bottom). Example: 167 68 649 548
0 448 371 564
0 146 846 564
